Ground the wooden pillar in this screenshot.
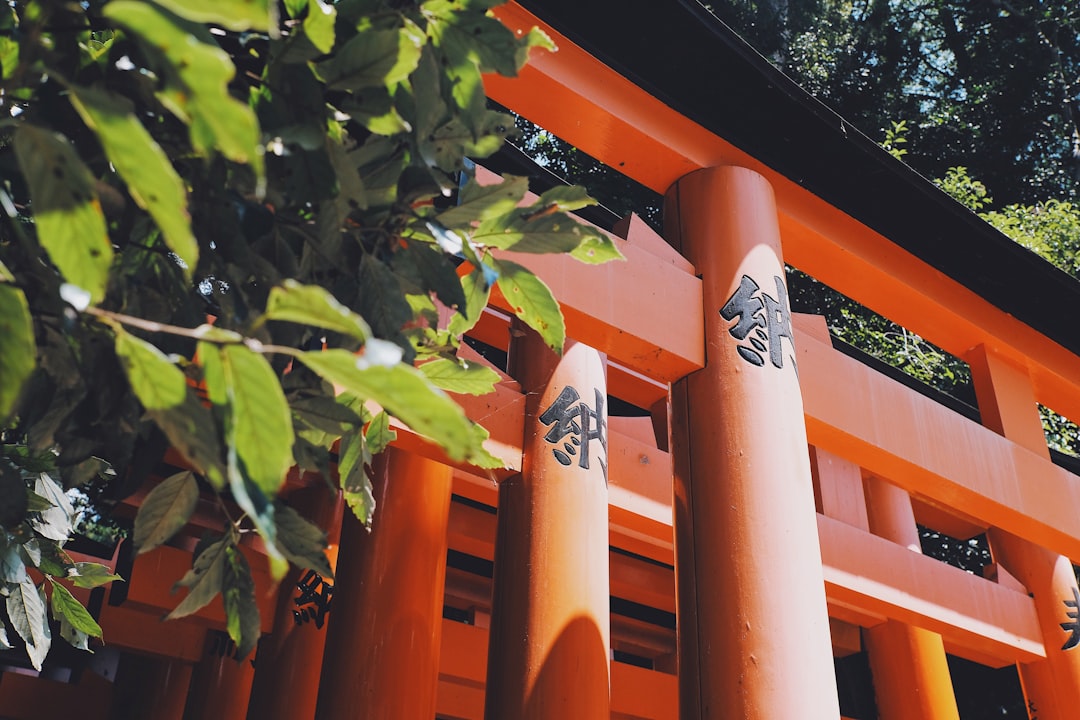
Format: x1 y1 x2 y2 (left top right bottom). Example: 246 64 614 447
184 631 256 720
314 447 453 719
862 476 961 720
966 344 1080 720
484 330 611 719
664 166 839 719
246 484 343 720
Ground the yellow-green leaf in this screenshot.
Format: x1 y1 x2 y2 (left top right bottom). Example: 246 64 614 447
222 544 259 659
419 357 499 395
205 344 294 496
114 328 187 410
13 125 112 303
148 0 275 32
264 280 371 341
105 2 263 181
303 0 335 54
69 85 198 273
296 349 476 460
48 579 102 639
318 23 424 91
0 284 35 422
493 258 565 353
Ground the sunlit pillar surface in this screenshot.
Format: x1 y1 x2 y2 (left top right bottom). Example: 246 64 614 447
967 344 1080 720
664 165 840 719
862 476 961 720
314 448 453 719
484 330 611 719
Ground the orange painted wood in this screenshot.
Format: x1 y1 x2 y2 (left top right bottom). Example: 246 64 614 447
818 513 1043 665
489 241 704 385
315 448 453 719
97 602 206 662
485 336 611 719
123 544 275 633
246 485 343 720
0 670 112 720
966 344 1080 720
488 2 1080 429
862 476 960 720
798 326 1080 562
810 446 870 532
665 166 839 719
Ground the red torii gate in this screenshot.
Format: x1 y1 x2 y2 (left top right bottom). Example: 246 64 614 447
5 2 1080 719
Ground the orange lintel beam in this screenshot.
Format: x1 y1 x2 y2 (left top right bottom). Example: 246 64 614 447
487 2 1080 426
818 513 1043 666
798 326 1080 562
489 241 704 386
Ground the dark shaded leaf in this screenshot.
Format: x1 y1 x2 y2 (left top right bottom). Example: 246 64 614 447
222 544 260 659
274 502 333 578
167 536 228 620
133 471 199 554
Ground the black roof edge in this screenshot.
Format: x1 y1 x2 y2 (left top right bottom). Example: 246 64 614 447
518 0 1080 358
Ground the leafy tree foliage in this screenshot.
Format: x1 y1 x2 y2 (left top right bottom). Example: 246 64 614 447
0 0 620 666
711 0 1080 205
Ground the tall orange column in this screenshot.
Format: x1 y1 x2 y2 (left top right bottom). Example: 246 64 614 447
664 166 839 719
314 447 453 719
246 484 342 720
484 331 610 719
184 631 256 720
967 344 1080 720
862 476 961 720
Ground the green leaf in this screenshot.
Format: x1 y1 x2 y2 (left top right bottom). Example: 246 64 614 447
264 280 371 342
0 537 27 584
493 258 565 353
49 578 102 639
295 349 475 459
67 562 123 589
531 185 597 213
302 0 336 54
419 357 499 395
116 329 226 486
273 502 333 578
447 265 493 337
167 536 228 619
569 229 626 265
203 344 294 497
57 613 90 652
338 432 375 525
30 473 74 543
318 23 425 91
424 112 515 173
224 458 288 581
69 85 198 273
356 253 414 343
105 2 263 180
0 284 35 422
222 544 260 659
133 471 199 554
7 577 50 670
145 0 275 31
364 410 396 456
114 328 187 411
436 175 529 229
13 125 113 303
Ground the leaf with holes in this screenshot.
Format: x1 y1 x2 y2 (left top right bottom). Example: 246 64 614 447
13 125 112 303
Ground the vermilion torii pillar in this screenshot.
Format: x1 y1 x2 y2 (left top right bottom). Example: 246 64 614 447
967 344 1080 720
485 329 611 719
862 476 961 720
664 166 840 719
315 448 453 719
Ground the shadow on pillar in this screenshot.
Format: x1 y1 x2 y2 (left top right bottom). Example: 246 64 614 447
522 616 609 719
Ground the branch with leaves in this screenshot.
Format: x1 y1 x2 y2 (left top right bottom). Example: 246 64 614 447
0 0 621 666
